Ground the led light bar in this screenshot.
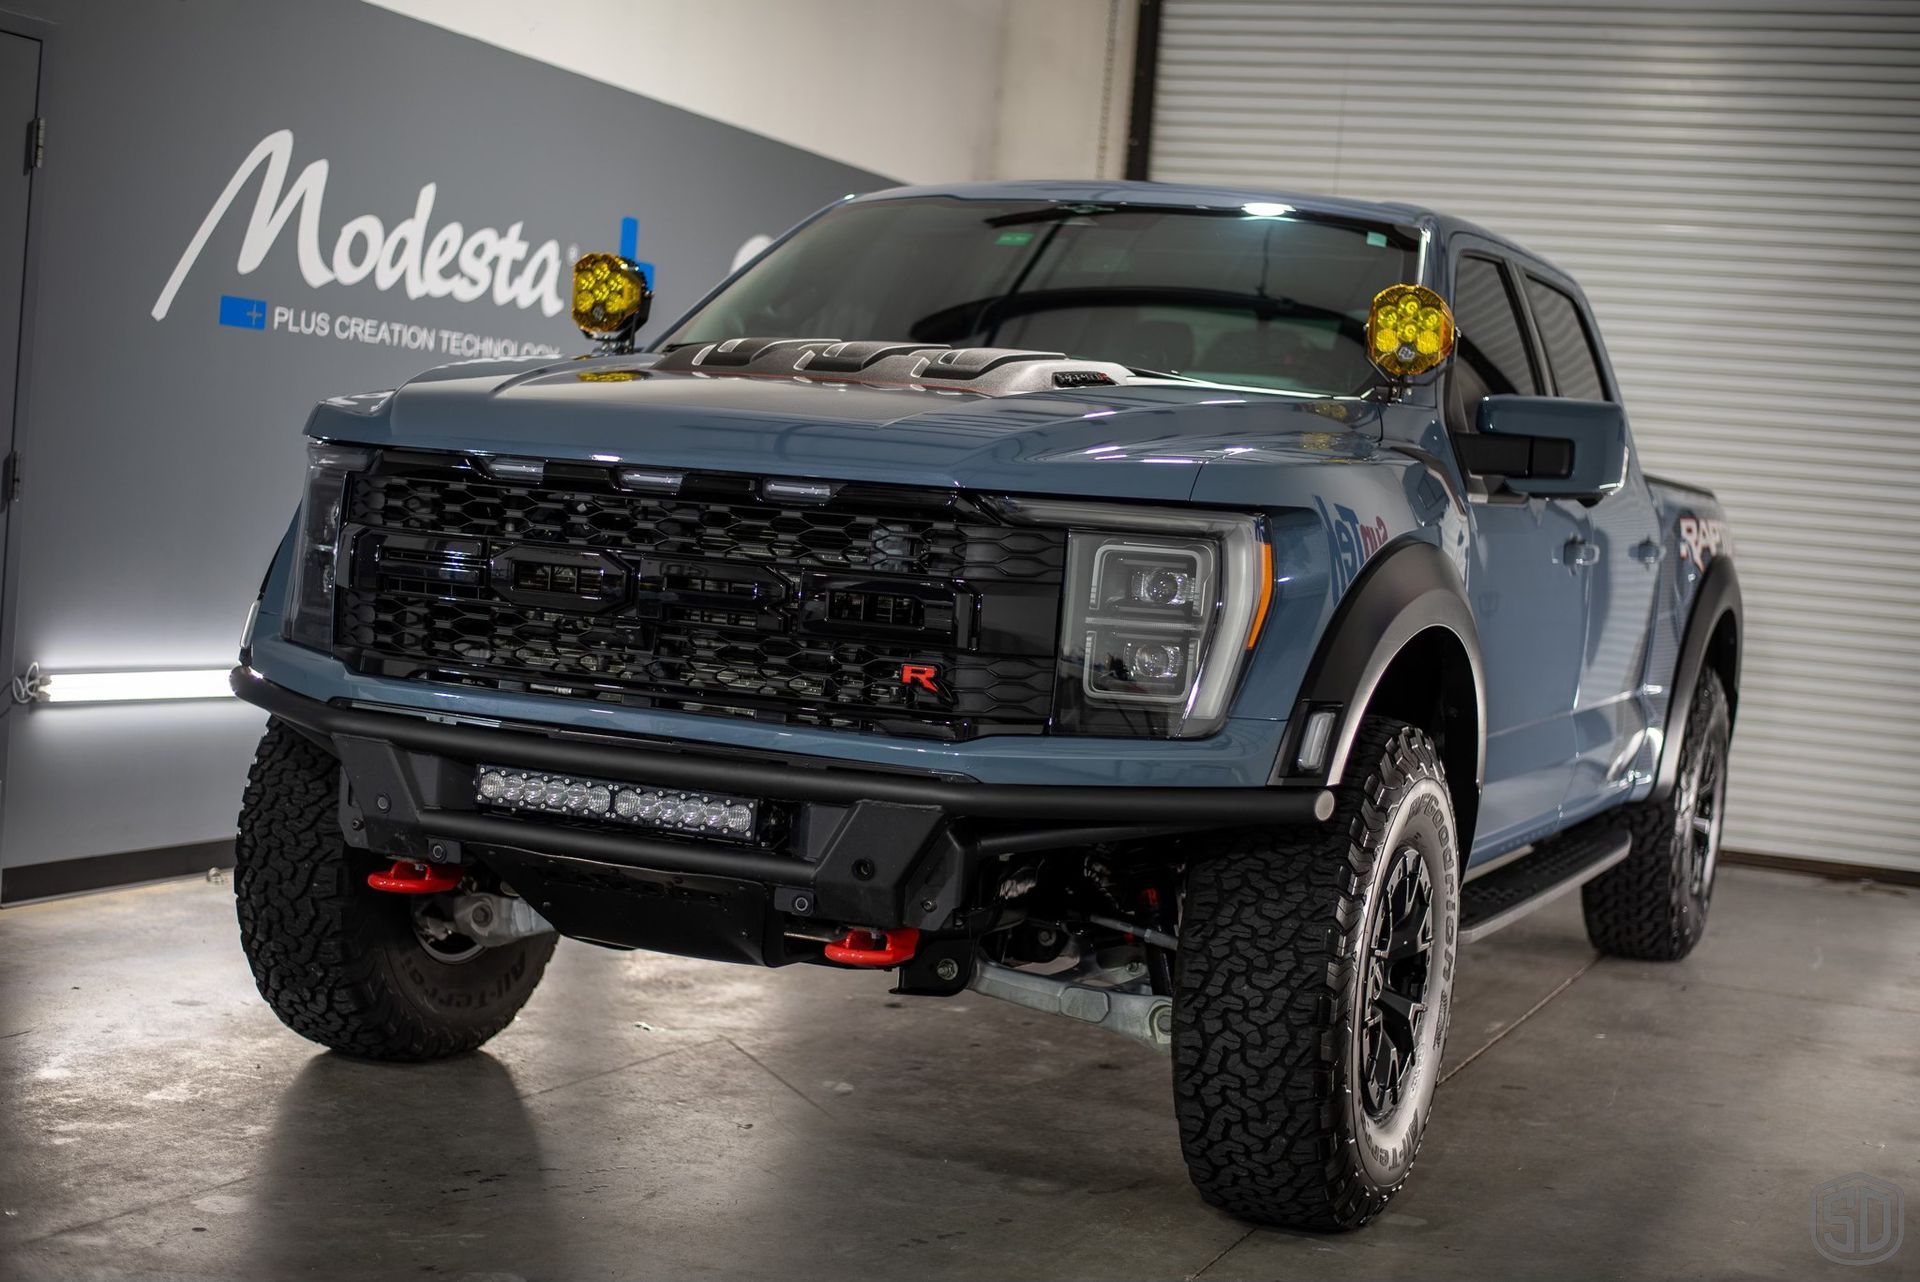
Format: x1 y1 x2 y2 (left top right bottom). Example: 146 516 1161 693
36 668 236 704
475 765 760 841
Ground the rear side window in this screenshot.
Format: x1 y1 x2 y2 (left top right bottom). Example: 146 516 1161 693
1524 276 1609 401
1452 257 1538 399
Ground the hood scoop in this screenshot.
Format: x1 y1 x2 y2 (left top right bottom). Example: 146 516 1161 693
654 336 1134 397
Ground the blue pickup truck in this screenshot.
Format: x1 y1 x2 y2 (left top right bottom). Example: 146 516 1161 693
233 181 1740 1230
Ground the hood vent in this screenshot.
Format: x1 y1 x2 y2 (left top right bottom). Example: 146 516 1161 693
656 337 1134 398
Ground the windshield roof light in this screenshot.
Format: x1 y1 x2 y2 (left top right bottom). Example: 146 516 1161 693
1241 202 1295 218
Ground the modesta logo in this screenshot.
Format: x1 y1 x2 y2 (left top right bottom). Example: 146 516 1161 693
151 129 568 322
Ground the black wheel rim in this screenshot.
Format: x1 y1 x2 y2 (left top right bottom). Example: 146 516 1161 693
1682 736 1727 901
1361 844 1435 1121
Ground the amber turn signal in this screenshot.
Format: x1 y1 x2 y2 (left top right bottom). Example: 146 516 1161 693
1366 284 1455 378
571 253 652 351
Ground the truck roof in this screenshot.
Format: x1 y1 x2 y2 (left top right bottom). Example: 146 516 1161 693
850 178 1552 276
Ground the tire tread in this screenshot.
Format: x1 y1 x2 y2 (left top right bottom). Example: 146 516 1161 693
1581 671 1729 962
1173 718 1452 1230
235 721 552 1061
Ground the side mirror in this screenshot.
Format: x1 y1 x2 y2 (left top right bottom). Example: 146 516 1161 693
1454 395 1628 501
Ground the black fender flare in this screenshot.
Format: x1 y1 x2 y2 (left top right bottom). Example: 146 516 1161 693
1277 539 1486 823
1649 555 1742 803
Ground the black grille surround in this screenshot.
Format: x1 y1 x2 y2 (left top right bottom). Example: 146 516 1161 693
333 450 1066 740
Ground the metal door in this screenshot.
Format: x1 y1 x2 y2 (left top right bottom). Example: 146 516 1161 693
0 30 39 632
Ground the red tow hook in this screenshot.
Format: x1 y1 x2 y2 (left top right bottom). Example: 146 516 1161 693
823 926 920 967
366 860 463 894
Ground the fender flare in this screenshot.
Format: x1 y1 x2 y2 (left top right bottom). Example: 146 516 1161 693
1279 539 1486 814
1649 555 1742 803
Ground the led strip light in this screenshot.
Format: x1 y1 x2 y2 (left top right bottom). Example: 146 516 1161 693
30 668 236 705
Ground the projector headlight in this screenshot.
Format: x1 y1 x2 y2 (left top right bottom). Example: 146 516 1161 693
1000 498 1272 739
285 439 374 652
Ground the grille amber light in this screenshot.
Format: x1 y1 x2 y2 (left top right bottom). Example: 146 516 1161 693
1366 284 1455 378
571 253 650 342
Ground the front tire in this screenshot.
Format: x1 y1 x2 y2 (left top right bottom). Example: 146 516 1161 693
1581 669 1731 961
1173 717 1460 1230
235 720 556 1061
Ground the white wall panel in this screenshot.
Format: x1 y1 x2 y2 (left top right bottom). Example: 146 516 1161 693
1151 0 1920 871
365 0 1131 184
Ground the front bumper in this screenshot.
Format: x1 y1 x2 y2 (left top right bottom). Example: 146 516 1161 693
235 668 1333 966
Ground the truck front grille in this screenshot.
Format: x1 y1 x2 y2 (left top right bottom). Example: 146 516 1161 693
332 451 1064 739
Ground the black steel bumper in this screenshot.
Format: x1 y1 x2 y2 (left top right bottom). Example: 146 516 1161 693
234 667 1332 965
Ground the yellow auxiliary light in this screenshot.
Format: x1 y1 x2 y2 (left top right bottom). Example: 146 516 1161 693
1366 284 1455 379
571 253 652 352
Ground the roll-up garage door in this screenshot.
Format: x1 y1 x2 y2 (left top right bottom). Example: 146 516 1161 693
1147 1 1920 872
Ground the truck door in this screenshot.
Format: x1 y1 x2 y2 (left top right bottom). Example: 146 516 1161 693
1446 252 1590 858
1518 272 1664 818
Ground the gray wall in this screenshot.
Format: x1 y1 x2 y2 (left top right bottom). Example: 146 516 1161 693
0 0 888 877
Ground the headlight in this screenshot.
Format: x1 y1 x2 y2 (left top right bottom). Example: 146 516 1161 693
1001 498 1271 738
284 439 374 651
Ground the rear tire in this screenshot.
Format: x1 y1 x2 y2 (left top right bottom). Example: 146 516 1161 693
235 720 556 1060
1582 670 1731 961
1173 717 1460 1230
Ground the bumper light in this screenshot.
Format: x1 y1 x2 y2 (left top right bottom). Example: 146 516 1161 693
475 765 760 841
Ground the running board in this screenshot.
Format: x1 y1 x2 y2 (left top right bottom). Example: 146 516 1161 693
1459 821 1633 943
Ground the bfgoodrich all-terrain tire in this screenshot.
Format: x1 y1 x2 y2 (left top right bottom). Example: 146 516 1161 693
1581 670 1731 962
235 720 556 1060
1173 717 1460 1231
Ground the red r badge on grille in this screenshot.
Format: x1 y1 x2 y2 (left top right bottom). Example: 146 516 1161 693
900 663 940 693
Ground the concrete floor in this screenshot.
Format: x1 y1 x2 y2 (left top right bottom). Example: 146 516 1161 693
0 866 1914 1281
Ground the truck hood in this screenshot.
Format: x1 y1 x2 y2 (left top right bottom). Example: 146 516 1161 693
309 355 1391 506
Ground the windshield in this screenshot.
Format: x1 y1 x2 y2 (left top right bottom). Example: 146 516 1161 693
662 197 1419 396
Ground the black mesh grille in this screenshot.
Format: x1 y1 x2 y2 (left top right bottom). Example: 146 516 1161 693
333 451 1064 738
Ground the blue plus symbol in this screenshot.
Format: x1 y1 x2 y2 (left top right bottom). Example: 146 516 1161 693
218 294 270 331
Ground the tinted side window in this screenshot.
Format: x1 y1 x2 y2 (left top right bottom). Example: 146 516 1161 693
1447 256 1537 433
1524 276 1608 401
